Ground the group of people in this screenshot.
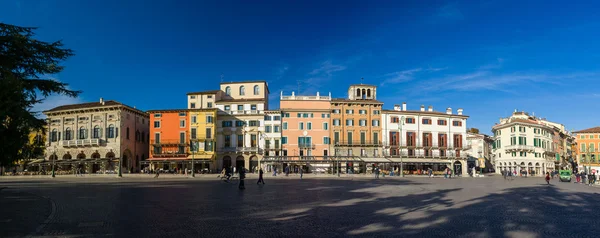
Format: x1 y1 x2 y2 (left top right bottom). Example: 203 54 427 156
575 171 597 186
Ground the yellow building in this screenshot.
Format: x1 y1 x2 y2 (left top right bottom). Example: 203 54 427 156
573 126 600 173
188 109 218 171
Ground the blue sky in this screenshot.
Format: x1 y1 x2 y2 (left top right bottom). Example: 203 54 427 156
2 0 599 133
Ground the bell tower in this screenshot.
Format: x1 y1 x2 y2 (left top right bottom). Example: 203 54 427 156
348 84 377 100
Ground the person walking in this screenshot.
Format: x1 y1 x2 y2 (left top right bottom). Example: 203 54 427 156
576 172 581 183
238 167 246 190
299 167 303 180
589 173 595 186
257 168 265 185
154 169 160 178
428 168 433 178
273 167 277 176
545 172 550 185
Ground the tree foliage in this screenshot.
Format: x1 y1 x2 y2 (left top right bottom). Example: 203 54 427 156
0 23 81 166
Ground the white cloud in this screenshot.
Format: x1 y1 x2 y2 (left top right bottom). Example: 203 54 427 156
309 61 347 76
380 67 447 86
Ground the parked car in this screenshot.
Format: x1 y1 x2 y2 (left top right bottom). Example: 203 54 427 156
559 170 572 182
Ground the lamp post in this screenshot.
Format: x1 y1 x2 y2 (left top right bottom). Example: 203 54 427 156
51 145 56 178
118 145 126 178
399 116 405 177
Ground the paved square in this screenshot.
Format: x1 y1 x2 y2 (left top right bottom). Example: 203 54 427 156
1 175 600 238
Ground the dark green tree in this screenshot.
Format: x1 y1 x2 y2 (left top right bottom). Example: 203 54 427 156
0 23 81 168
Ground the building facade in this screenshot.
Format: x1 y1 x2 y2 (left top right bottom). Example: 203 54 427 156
331 84 384 173
42 98 149 174
382 103 469 175
491 111 557 176
147 109 189 171
189 109 218 170
465 131 494 173
573 126 600 173
262 110 282 171
278 92 331 172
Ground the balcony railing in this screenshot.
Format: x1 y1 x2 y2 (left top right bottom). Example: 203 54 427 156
61 139 102 147
264 145 283 151
219 110 263 115
334 141 383 147
384 142 462 149
504 145 535 152
385 151 468 159
218 147 264 154
299 143 316 149
150 140 186 145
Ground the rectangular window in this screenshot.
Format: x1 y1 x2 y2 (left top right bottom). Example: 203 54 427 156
333 119 341 126
251 105 257 110
283 122 288 130
360 132 366 144
274 126 280 132
299 122 304 130
191 116 197 123
273 116 281 121
581 143 586 152
249 121 258 127
224 135 231 147
191 128 197 139
222 121 232 127
359 110 367 114
207 102 213 108
206 128 212 139
154 113 162 118
373 110 381 115
406 118 415 124
373 132 379 145
265 126 272 133
511 127 515 133
323 122 329 130
235 121 245 127
346 109 353 114
282 137 288 144
392 117 399 123
205 141 214 151
251 134 257 147
224 105 231 111
302 113 309 118
154 121 160 128
179 132 185 144
297 113 301 118
334 132 340 144
347 132 353 145
324 137 330 144
453 121 462 126
206 116 213 123
422 119 432 125
179 112 186 117
190 103 196 109
284 113 290 118
180 120 186 128
307 122 312 130
190 95 196 99
321 113 325 118
346 119 354 126
264 116 271 121
359 119 366 127
332 109 341 114
155 133 160 144
372 120 379 127
237 135 244 147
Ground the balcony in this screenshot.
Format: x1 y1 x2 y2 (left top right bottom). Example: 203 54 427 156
218 147 264 154
504 145 535 152
385 142 458 149
264 145 283 151
151 140 186 146
334 140 383 147
61 139 102 147
299 143 316 149
219 110 263 115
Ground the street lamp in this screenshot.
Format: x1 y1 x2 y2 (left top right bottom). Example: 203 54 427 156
118 145 126 177
399 116 405 177
51 145 56 178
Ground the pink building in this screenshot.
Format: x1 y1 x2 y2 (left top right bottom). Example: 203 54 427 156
279 92 331 172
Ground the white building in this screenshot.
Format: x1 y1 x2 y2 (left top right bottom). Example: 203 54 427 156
381 103 469 176
465 132 494 173
42 98 149 174
187 80 269 172
491 111 557 176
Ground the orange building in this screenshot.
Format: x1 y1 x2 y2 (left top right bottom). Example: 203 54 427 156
573 126 600 173
279 92 331 172
147 109 190 171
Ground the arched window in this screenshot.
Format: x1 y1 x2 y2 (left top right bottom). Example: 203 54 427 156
367 89 371 97
108 125 115 138
239 86 245 95
356 88 361 97
253 85 259 95
65 127 72 140
93 125 101 139
225 86 231 96
51 129 58 142
79 126 87 139
362 89 366 99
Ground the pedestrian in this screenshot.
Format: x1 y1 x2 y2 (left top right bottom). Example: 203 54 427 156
154 169 160 178
576 172 580 183
299 167 303 180
545 172 550 185
257 168 265 185
428 168 433 178
238 167 246 190
233 166 237 175
273 167 277 176
589 173 595 186
503 170 507 180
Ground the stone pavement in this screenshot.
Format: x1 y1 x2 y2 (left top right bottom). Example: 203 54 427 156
1 176 600 238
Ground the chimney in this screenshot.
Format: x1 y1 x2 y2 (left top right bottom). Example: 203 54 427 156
420 105 425 112
100 97 104 104
428 105 433 112
402 102 407 111
446 107 452 115
394 104 401 111
457 108 463 115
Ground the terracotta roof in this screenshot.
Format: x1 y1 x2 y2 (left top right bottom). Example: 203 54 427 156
220 80 267 85
147 109 188 113
331 98 383 104
186 90 221 95
574 127 600 134
44 100 123 113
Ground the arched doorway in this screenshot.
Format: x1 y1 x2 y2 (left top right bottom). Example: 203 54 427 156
236 155 245 173
222 156 232 170
91 152 100 159
62 153 72 160
77 152 86 160
535 163 541 175
122 149 133 173
249 155 258 173
454 161 462 176
527 162 533 176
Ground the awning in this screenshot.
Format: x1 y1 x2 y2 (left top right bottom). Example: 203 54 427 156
189 154 214 160
360 157 392 163
388 158 455 163
28 159 46 165
147 157 189 161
